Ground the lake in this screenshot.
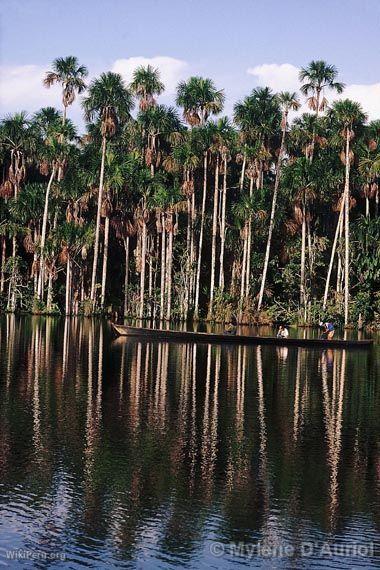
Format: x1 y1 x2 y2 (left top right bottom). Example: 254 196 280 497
0 316 379 568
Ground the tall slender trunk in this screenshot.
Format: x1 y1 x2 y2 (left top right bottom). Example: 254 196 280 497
1 237 6 294
33 229 39 298
366 197 369 218
245 178 254 298
239 152 246 190
190 188 196 307
257 112 287 311
100 214 110 310
8 183 20 312
160 214 166 319
309 89 321 163
148 236 153 318
300 195 307 316
194 152 208 320
139 219 147 319
208 156 219 319
239 224 248 320
65 256 71 316
323 203 344 310
7 233 17 311
218 156 227 291
37 166 56 300
46 210 58 312
165 219 173 321
344 130 351 327
336 211 344 294
123 236 129 318
90 135 107 307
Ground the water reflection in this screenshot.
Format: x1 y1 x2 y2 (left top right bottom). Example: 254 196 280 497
0 316 379 568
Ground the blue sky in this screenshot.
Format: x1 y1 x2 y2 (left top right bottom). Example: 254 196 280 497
1 0 380 125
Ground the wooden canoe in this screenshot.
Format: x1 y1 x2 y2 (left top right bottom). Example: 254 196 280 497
111 324 373 349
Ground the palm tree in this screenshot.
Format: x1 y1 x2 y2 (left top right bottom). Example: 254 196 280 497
44 56 88 123
176 76 224 126
299 60 345 160
33 109 76 301
170 133 200 318
0 112 34 310
328 99 366 325
137 104 181 176
99 150 127 310
257 92 300 311
234 87 281 190
233 193 266 319
299 60 345 116
54 221 93 315
82 72 134 310
193 122 217 319
204 118 236 317
130 65 164 110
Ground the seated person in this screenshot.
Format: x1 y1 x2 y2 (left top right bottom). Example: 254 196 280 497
320 322 335 340
224 315 237 335
277 325 289 338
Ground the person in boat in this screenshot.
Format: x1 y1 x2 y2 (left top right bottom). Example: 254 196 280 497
277 325 289 339
320 321 335 340
224 315 237 335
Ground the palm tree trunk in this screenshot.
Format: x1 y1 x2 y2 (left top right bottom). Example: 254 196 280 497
160 214 166 319
309 89 321 162
46 210 58 312
184 186 191 320
336 212 344 295
257 114 287 312
165 221 173 321
344 131 351 327
148 237 153 318
123 236 129 318
218 157 227 290
323 203 344 310
100 214 110 310
239 225 248 321
208 156 219 319
33 230 38 296
300 197 307 316
1 236 6 294
245 178 254 298
90 135 107 307
65 256 71 316
190 188 196 307
7 233 17 312
37 166 56 300
239 152 246 190
194 152 208 320
139 219 147 319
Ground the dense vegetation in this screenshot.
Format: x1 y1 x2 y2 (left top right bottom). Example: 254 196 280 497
1 57 379 327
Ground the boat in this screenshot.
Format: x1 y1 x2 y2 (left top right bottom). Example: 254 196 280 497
111 324 373 349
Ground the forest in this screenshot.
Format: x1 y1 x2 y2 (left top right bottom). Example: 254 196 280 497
0 57 379 327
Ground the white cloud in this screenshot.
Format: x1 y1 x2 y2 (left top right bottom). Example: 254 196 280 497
0 64 84 123
343 83 380 121
111 56 188 95
247 63 300 93
0 65 57 112
246 62 380 120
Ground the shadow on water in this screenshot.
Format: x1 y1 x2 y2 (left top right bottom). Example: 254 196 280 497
0 315 379 568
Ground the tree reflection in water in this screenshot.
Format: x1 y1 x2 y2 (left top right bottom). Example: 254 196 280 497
0 316 378 567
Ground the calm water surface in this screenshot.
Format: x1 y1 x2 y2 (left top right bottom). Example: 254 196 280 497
0 317 379 568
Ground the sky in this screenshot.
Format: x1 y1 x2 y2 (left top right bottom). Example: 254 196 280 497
1 0 380 128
